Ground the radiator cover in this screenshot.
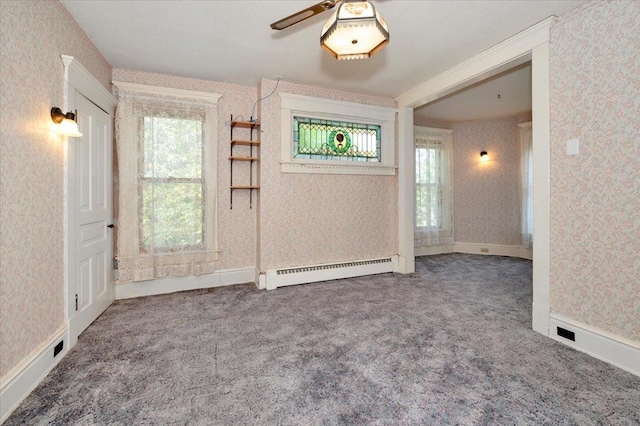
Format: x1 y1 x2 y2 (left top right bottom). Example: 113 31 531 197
264 256 398 290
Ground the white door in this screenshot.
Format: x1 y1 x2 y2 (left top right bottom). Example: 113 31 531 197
70 92 114 336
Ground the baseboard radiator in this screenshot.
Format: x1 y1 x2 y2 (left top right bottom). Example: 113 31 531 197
264 256 398 290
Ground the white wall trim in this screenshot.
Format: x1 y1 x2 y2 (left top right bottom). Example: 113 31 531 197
453 242 530 258
395 17 556 108
415 243 532 259
280 162 396 176
264 256 398 290
397 107 415 273
530 39 552 337
0 327 67 423
279 92 396 175
111 81 222 104
415 245 455 257
115 267 256 299
549 314 640 377
62 55 117 351
395 17 555 336
62 55 116 112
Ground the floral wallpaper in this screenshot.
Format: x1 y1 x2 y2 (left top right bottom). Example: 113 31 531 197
0 1 112 379
111 69 258 271
452 113 531 246
549 0 640 342
258 79 398 271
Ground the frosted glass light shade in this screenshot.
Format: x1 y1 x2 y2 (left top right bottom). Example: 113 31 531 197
51 107 83 137
59 118 83 137
320 1 389 60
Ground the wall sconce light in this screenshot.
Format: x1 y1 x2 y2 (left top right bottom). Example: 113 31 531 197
480 150 488 160
51 107 82 137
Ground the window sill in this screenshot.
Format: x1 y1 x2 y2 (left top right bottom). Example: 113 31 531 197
281 161 396 176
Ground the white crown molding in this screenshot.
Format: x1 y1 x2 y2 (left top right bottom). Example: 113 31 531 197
395 16 557 108
112 81 222 105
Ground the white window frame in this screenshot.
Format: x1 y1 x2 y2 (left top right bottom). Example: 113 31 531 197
138 114 206 253
280 93 397 175
414 126 454 247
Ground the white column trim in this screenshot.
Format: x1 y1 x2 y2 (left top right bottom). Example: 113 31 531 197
397 107 415 273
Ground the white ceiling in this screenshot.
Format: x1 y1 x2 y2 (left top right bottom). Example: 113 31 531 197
61 0 587 99
414 62 532 122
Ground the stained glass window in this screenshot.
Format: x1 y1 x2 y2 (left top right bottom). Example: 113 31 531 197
293 116 381 162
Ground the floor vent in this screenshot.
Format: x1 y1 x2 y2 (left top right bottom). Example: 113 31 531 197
265 256 397 290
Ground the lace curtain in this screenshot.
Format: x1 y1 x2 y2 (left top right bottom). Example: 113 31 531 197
115 87 219 282
519 122 533 249
415 127 454 247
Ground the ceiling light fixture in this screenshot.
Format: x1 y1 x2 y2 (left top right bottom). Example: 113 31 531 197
320 1 389 60
51 107 82 137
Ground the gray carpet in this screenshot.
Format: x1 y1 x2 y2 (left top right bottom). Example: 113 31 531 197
6 254 640 425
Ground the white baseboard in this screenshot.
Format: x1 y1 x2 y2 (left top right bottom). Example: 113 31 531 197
115 267 257 299
532 302 550 336
518 247 533 260
264 256 398 290
549 314 640 377
415 244 455 257
415 242 532 260
0 327 67 423
453 242 524 257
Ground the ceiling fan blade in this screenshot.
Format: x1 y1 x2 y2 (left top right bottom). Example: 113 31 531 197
270 0 338 30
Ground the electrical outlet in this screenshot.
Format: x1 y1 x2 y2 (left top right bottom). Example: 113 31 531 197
481 248 489 253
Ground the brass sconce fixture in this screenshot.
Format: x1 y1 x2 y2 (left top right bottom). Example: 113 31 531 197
51 107 82 137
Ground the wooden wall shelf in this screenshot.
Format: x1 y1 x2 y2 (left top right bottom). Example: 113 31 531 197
229 115 259 209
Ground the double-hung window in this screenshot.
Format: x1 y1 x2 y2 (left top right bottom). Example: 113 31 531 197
414 126 454 247
140 115 204 252
113 82 220 282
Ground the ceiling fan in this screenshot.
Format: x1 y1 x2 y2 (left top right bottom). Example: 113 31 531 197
270 0 390 60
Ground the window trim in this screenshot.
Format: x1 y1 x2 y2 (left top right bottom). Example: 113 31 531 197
280 93 397 175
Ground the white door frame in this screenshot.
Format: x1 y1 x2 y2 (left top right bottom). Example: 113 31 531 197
395 17 556 337
62 55 117 348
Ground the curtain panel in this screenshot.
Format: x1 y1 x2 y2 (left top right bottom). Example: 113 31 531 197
114 86 219 282
519 122 533 249
414 126 454 248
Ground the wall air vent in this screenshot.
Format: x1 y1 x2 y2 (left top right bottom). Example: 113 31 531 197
557 326 576 342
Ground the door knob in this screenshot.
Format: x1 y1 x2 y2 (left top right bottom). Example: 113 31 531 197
107 224 115 229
